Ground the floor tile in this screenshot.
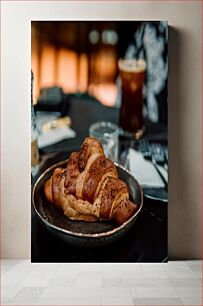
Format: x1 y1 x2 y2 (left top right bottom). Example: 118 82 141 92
1 265 15 274
41 286 101 298
166 271 197 278
180 296 202 305
2 272 30 287
3 296 38 305
170 277 202 287
32 263 59 272
35 297 102 305
57 263 82 271
78 271 102 278
15 287 45 298
140 263 165 272
142 271 168 278
193 271 202 279
102 297 134 305
75 272 102 287
17 271 55 287
103 264 142 273
2 262 35 287
134 287 178 298
133 297 183 305
1 259 202 306
54 266 81 278
103 270 144 278
186 260 202 266
102 287 132 298
125 277 172 287
102 277 171 288
175 287 202 298
102 278 123 287
163 264 192 272
188 264 202 272
166 261 187 266
66 297 102 305
2 286 22 299
80 263 102 272
7 260 34 273
47 277 76 288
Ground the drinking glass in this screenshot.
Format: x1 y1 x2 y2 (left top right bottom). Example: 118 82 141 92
89 121 119 162
118 58 146 139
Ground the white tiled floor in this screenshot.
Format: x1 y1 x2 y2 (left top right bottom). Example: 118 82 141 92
1 260 202 305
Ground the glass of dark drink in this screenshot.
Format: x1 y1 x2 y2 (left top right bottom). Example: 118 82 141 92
118 59 146 139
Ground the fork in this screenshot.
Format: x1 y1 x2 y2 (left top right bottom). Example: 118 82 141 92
139 139 168 191
150 143 168 170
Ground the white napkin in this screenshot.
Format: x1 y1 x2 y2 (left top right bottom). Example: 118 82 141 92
129 148 168 188
38 126 76 149
35 112 76 149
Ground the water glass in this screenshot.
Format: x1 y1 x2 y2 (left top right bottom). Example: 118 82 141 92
89 122 119 162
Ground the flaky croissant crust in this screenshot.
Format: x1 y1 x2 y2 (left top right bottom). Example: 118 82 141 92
44 137 138 224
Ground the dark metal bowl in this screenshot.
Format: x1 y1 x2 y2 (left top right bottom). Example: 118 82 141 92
32 160 143 247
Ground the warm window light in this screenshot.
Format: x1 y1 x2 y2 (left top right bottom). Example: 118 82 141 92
78 53 88 92
40 45 56 88
31 38 117 106
56 49 78 93
89 83 117 106
94 50 117 79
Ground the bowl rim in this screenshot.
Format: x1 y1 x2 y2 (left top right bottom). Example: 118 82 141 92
32 159 143 238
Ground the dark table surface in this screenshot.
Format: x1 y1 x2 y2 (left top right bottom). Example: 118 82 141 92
32 94 168 263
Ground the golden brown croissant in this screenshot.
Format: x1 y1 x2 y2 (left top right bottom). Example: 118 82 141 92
44 137 138 225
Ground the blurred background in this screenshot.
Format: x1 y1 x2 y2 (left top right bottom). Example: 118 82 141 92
31 21 142 106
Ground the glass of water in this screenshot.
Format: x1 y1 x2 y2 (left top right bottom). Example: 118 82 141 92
89 122 119 162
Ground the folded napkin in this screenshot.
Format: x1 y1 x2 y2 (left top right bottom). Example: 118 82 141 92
129 148 168 188
36 111 76 149
38 126 76 149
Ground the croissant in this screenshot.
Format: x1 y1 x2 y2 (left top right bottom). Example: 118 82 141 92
44 137 138 225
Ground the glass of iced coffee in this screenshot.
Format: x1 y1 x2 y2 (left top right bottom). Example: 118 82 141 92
118 59 146 139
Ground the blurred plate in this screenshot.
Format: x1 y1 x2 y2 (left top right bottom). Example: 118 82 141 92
32 160 143 247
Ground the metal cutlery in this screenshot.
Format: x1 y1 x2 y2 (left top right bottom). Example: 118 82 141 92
139 139 168 191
